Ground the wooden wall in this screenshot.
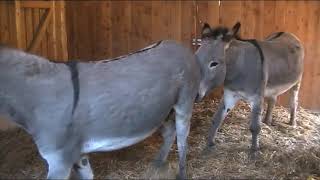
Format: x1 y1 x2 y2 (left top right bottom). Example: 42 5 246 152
0 1 17 47
0 1 68 61
65 1 195 60
65 1 320 111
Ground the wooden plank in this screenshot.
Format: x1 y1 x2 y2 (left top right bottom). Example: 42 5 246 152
57 1 68 60
47 11 55 59
25 7 33 50
307 1 320 110
220 1 242 28
51 1 58 60
95 1 112 59
274 1 287 32
32 7 40 54
151 1 182 42
262 1 276 37
240 1 264 39
65 1 76 59
20 1 51 9
0 1 10 44
314 3 320 110
151 1 165 41
39 9 47 58
75 1 92 59
8 1 18 47
196 1 208 37
180 1 194 49
131 1 152 51
111 1 132 57
207 1 219 26
14 0 23 49
28 8 53 53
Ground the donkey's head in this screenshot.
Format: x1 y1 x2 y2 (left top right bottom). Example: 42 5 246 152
196 22 241 101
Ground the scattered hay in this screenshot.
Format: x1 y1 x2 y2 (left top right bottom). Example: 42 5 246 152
0 98 319 179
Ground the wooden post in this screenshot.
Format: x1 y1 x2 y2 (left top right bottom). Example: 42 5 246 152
51 1 58 60
14 0 22 49
27 8 52 53
59 1 68 61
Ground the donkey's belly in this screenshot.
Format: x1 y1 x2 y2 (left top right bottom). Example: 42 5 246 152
81 127 158 153
265 83 295 97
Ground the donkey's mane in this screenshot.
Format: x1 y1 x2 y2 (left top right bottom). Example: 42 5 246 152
101 40 163 63
202 26 229 40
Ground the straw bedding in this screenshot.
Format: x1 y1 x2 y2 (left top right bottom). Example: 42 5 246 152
0 97 319 179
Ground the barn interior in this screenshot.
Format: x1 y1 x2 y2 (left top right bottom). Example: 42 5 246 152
0 1 319 179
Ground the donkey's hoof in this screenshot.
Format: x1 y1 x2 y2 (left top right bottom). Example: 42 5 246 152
152 160 169 170
263 119 273 126
201 145 216 157
288 121 297 127
248 148 261 161
263 122 271 126
176 174 186 180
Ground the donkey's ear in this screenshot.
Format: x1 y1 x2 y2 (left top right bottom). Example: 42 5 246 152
230 22 241 37
201 23 212 37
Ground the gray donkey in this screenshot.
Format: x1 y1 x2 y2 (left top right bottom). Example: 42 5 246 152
0 40 202 179
196 22 304 154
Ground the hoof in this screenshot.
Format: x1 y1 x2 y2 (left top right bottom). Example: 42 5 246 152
152 160 169 170
201 145 216 158
176 174 186 180
144 161 174 179
288 121 297 127
263 121 271 126
249 148 260 161
263 119 274 126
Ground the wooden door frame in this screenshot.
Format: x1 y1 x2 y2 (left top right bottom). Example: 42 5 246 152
14 0 68 60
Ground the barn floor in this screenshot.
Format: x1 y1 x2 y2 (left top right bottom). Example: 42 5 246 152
0 98 320 179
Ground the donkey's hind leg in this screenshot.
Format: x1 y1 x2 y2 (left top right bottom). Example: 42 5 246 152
153 111 176 168
289 82 301 127
42 151 74 180
263 96 277 126
73 155 94 180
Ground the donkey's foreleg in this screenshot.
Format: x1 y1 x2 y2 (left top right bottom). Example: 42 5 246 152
207 89 239 149
289 82 301 127
263 96 277 126
153 112 176 168
249 98 263 154
174 104 193 180
73 155 94 180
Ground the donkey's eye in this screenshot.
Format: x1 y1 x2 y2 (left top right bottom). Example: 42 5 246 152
209 61 219 68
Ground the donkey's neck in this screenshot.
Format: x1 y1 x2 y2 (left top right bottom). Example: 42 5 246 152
225 40 245 65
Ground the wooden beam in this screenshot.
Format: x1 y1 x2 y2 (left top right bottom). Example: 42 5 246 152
51 1 57 59
27 8 52 53
59 1 68 60
14 0 22 49
20 1 51 9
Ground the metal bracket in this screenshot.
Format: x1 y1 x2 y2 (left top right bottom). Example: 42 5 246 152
192 38 202 46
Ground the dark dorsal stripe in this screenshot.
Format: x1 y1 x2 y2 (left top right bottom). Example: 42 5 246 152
237 38 265 81
268 32 284 40
104 40 163 63
65 61 79 114
247 39 265 81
